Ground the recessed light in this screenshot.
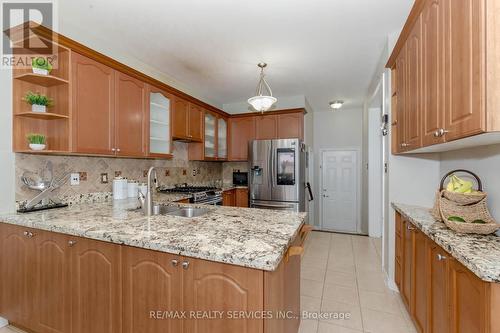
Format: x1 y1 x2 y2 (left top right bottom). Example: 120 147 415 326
329 100 344 110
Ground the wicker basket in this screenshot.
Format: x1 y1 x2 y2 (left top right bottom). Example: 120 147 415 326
432 170 499 235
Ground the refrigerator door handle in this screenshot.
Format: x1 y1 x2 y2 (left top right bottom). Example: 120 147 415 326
306 182 314 201
268 143 273 187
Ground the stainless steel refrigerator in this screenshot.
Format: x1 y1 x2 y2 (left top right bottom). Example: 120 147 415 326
248 138 313 212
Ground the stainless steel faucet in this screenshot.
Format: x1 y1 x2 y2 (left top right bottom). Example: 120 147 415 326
138 166 158 216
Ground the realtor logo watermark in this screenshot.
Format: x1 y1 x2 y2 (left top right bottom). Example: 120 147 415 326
1 1 57 69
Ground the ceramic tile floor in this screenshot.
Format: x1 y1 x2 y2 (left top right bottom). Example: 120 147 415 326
0 232 415 333
299 231 417 333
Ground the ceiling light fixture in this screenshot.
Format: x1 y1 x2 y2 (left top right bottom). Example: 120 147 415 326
329 100 344 110
248 63 277 113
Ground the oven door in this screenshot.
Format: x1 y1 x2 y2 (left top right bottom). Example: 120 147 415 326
250 200 299 212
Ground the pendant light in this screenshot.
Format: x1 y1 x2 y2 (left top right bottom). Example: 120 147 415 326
247 63 277 112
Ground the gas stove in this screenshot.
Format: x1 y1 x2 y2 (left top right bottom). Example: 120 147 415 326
158 185 223 205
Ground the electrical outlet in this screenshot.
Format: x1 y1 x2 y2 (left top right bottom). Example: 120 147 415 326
79 172 87 181
192 169 197 176
70 173 80 186
100 173 108 184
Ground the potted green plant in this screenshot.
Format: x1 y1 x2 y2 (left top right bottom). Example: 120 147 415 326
31 57 53 75
27 133 46 151
23 91 53 113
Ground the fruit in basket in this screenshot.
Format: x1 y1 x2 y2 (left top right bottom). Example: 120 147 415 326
448 216 466 223
446 174 473 194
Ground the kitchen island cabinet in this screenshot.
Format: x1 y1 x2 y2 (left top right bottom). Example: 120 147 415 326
0 202 308 333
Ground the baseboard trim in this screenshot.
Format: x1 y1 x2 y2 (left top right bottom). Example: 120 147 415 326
385 272 399 292
0 317 8 328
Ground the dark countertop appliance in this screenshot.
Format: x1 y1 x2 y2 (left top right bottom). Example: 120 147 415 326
233 171 248 186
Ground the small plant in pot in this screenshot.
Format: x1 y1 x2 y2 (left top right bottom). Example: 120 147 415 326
23 91 53 113
27 133 46 151
31 57 53 75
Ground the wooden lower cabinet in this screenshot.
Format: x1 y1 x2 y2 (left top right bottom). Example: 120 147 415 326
71 237 122 333
122 246 183 333
184 258 264 333
235 188 249 208
448 259 489 333
0 224 33 329
0 222 304 333
222 189 235 206
402 218 413 309
412 229 427 333
427 242 449 333
395 212 500 333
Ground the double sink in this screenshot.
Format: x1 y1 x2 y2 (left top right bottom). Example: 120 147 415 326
151 205 210 218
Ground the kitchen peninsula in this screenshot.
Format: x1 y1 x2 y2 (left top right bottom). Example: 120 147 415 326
0 200 309 333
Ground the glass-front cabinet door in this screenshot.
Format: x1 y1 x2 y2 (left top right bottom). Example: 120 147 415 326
204 112 216 158
149 90 171 156
217 117 227 159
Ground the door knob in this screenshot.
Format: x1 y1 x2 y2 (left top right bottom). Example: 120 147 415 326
182 261 190 270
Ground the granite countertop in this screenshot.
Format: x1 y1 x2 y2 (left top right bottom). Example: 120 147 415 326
0 200 306 271
155 192 192 203
392 203 500 282
222 185 249 191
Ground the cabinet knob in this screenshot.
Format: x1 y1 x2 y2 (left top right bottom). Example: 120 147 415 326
68 240 77 247
111 148 116 152
24 231 34 238
116 148 121 152
23 231 29 236
433 130 440 138
401 143 410 148
182 261 190 270
437 254 447 261
407 225 415 231
437 128 449 137
171 259 179 267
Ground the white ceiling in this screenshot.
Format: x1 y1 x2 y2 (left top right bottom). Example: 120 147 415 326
58 0 413 111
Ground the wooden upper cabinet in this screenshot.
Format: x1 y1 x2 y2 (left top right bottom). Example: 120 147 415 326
256 114 278 139
189 104 204 142
72 53 115 155
405 15 423 150
395 46 408 153
71 238 122 333
278 113 304 139
147 85 173 158
172 97 190 139
422 0 445 146
183 258 264 333
122 246 182 333
115 72 147 157
443 0 485 140
427 241 449 333
217 116 228 159
448 259 488 333
228 117 256 161
32 231 71 333
412 229 427 333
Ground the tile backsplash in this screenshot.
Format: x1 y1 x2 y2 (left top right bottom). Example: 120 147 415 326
16 142 223 203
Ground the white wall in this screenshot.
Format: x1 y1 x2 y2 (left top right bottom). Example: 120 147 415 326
312 108 363 228
440 144 500 221
368 107 383 237
0 69 15 213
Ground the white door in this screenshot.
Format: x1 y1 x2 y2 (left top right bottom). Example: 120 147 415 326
321 150 358 233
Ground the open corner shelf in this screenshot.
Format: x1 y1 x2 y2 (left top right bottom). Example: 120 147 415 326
14 73 69 87
15 112 69 120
